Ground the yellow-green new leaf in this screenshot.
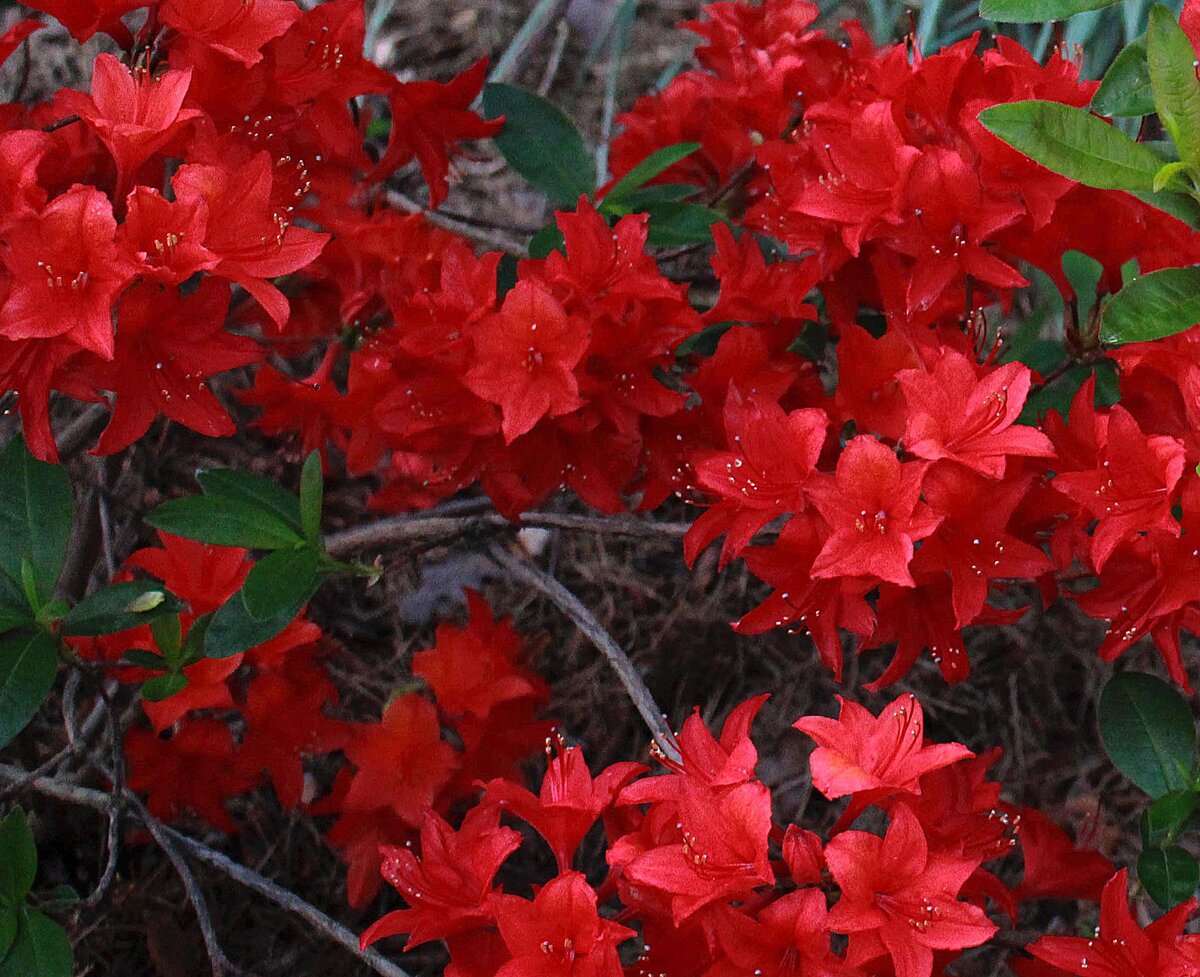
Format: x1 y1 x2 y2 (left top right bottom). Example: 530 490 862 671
979 100 1164 191
1148 5 1200 170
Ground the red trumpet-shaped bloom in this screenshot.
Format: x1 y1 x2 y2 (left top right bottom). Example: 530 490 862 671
360 805 522 952
825 805 997 977
795 693 972 801
807 436 941 587
61 55 201 194
492 872 637 977
464 280 590 443
484 739 644 872
0 185 136 359
897 353 1053 479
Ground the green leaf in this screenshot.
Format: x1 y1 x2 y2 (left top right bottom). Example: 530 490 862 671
0 809 36 904
1093 36 1155 118
0 438 73 609
299 452 323 544
978 100 1164 191
1099 265 1200 344
1142 790 1198 845
0 908 72 977
646 203 724 247
528 223 566 259
140 672 188 702
121 649 168 671
149 614 182 662
196 469 304 532
980 0 1119 21
1154 160 1192 192
203 553 321 660
601 143 701 208
0 630 58 749
60 581 184 637
1148 5 1200 170
0 603 33 641
1099 672 1196 797
1139 845 1200 907
147 496 305 550
482 83 596 206
240 547 320 619
1062 250 1104 323
178 613 212 666
1130 186 1200 226
0 906 16 961
602 183 699 215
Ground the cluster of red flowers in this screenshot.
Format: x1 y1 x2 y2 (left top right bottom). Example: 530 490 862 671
246 199 706 517
358 691 1135 977
0 0 496 461
611 0 1200 689
69 533 550 906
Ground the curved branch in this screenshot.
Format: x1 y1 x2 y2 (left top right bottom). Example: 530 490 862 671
325 509 692 558
0 763 413 977
487 541 681 764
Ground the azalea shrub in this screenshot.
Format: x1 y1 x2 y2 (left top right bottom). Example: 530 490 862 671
4 0 1200 973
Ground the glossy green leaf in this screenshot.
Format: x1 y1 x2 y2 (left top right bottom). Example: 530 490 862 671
299 452 323 544
604 183 699 214
140 672 188 702
1062 250 1103 323
0 438 73 609
203 558 320 660
0 809 36 904
482 83 596 205
979 100 1163 191
1148 5 1200 169
980 0 1119 21
0 908 72 977
240 547 320 619
60 581 184 637
646 203 724 247
122 649 168 671
1099 672 1196 797
1139 845 1200 907
1142 791 1198 846
1093 36 1155 118
601 143 700 208
1099 265 1200 344
149 614 182 663
147 496 305 550
0 630 58 749
0 906 16 961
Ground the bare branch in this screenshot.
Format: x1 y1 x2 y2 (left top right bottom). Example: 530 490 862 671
487 540 681 763
325 508 692 558
0 763 414 977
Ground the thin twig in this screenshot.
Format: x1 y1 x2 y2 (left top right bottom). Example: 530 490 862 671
538 20 571 97
0 764 414 977
325 509 693 558
487 0 571 85
55 402 108 458
82 697 123 910
124 793 235 977
386 189 527 254
487 540 681 763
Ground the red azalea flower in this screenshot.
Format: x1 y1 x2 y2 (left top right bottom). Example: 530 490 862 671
464 279 590 443
1052 405 1186 571
795 693 972 801
1028 869 1198 977
826 805 997 977
897 352 1053 478
484 740 644 872
85 280 260 454
160 0 301 66
23 0 145 43
807 435 941 587
360 805 522 951
492 871 636 977
0 185 137 359
342 693 459 822
61 54 202 196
